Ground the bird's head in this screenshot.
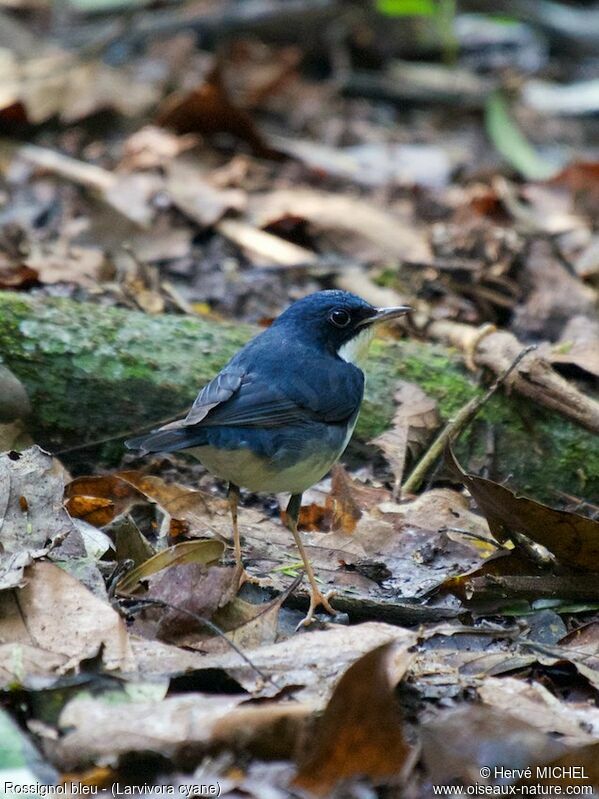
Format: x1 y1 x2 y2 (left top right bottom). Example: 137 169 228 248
272 290 411 367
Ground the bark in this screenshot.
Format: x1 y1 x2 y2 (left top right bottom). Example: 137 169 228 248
0 292 597 502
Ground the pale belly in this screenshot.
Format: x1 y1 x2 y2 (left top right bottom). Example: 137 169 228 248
187 417 357 495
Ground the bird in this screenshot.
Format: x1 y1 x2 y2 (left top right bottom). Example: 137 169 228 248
126 290 410 626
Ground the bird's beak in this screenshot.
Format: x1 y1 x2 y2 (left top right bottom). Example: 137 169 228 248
358 305 412 327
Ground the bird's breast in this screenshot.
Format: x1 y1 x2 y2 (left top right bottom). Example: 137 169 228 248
187 417 357 494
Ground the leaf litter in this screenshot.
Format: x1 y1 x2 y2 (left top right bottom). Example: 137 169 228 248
0 3 598 795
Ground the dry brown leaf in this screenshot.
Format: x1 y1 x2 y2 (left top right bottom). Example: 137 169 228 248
512 239 595 340
0 447 81 590
0 262 38 289
65 474 144 526
548 315 599 379
421 705 566 786
478 676 599 747
447 448 599 572
294 640 414 795
248 187 431 263
0 49 158 125
157 64 276 158
373 381 440 495
52 693 248 771
189 622 417 704
0 561 135 684
116 539 226 596
120 126 199 171
117 470 228 537
145 563 237 642
166 157 246 227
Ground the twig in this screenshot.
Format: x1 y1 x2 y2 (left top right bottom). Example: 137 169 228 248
120 595 271 683
401 346 536 495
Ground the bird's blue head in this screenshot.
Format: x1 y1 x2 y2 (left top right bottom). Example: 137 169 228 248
271 290 411 366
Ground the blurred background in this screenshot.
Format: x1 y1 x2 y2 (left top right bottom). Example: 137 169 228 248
0 0 597 324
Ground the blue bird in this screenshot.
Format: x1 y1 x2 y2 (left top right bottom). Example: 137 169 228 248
126 290 410 626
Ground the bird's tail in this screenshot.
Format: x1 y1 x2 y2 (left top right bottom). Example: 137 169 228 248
125 427 200 455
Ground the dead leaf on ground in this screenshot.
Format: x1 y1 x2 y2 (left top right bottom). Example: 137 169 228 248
65 474 144 527
372 381 440 495
118 470 228 539
0 49 158 126
158 622 416 704
120 126 199 172
478 676 599 747
550 161 599 217
512 238 595 340
116 539 225 596
548 314 599 379
52 693 249 771
520 742 599 791
294 640 414 795
0 561 135 686
421 705 567 786
141 563 237 643
248 187 432 263
274 137 452 188
0 447 82 590
0 262 38 289
157 64 277 159
447 447 599 572
166 157 246 227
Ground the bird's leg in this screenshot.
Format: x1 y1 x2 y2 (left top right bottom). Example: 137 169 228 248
228 482 255 588
286 493 336 627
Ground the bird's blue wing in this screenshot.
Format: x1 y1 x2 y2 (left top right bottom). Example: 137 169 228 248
184 368 245 425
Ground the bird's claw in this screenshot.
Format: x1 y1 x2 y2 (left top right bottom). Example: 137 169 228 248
234 563 264 589
296 589 337 629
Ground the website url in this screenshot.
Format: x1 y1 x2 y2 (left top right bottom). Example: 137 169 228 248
432 785 593 795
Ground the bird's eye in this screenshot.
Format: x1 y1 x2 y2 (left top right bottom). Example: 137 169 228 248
329 308 351 328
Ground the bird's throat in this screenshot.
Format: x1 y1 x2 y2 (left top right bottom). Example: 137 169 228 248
337 326 374 369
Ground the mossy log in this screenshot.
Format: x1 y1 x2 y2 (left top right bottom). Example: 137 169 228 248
0 291 597 502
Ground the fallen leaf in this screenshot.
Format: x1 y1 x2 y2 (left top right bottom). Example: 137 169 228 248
117 470 228 539
157 64 276 158
0 262 38 289
421 705 566 786
294 640 414 794
166 157 246 227
0 561 135 684
185 622 416 703
248 187 431 263
549 315 599 379
116 539 226 596
52 693 249 771
478 676 599 746
120 126 199 171
485 91 556 180
65 474 144 526
447 447 599 572
273 137 452 188
512 239 595 340
145 563 237 642
0 447 81 590
519 742 599 792
372 381 440 495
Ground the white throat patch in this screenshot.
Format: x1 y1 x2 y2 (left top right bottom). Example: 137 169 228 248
337 326 374 368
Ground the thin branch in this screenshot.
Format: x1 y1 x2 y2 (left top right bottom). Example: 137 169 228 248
402 345 536 495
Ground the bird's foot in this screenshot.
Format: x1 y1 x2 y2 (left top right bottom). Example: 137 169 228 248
234 563 264 589
296 589 337 629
